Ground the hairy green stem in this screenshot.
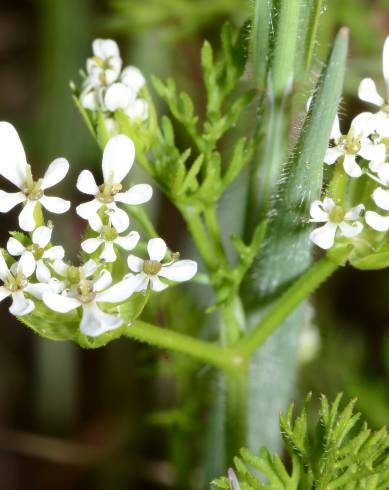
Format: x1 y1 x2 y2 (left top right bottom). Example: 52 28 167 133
125 321 243 371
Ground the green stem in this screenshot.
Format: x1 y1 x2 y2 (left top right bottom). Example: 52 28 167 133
204 206 226 259
225 364 248 465
180 205 220 271
125 321 243 371
236 253 348 359
329 164 348 204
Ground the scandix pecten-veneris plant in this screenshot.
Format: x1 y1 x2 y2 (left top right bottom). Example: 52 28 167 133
2 2 389 488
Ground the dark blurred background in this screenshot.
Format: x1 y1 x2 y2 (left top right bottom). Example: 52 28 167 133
1 0 389 488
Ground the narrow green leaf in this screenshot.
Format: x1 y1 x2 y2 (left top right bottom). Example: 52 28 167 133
251 0 273 90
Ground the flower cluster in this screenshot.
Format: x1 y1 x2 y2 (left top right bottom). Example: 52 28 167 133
309 36 389 250
80 39 149 124
0 122 197 338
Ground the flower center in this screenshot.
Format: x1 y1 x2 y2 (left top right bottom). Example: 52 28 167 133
67 266 81 285
143 260 162 276
76 279 96 304
4 272 28 292
329 205 345 224
27 244 45 260
101 225 118 242
340 135 361 155
22 165 44 201
97 174 122 204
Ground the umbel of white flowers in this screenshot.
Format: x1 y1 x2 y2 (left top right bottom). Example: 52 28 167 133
0 122 198 337
80 39 149 122
309 35 389 249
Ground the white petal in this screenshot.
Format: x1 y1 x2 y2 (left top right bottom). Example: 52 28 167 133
104 83 131 112
102 135 135 184
309 200 329 222
344 204 364 220
76 199 102 221
32 226 52 248
51 259 69 277
159 260 197 282
18 200 37 231
150 276 169 292
343 154 362 178
42 245 65 261
92 39 120 60
0 190 25 212
77 170 98 195
121 66 146 93
114 231 140 251
134 274 150 292
324 147 343 165
0 250 10 281
107 205 129 233
0 286 11 302
383 36 389 90
0 122 28 188
18 251 36 278
80 89 98 110
24 282 51 300
43 291 80 313
124 99 149 121
105 67 121 85
96 274 143 303
35 260 51 283
358 78 384 107
80 302 122 337
322 197 336 213
40 196 70 214
81 237 102 254
41 158 69 190
88 214 103 232
82 259 97 278
350 112 373 137
376 162 389 184
7 237 25 256
147 238 167 261
309 222 338 250
330 114 342 140
338 220 363 238
127 254 143 273
372 187 389 211
100 242 116 263
358 143 386 162
365 210 389 231
93 270 112 292
9 291 34 316
115 184 153 205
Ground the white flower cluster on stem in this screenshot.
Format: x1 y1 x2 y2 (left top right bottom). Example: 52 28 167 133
0 122 197 337
80 39 149 123
310 35 389 249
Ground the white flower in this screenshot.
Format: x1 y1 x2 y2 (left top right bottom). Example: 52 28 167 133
0 122 71 231
324 113 386 178
76 135 152 232
81 217 140 263
227 469 241 490
86 39 122 87
0 250 49 316
42 265 142 337
127 238 197 292
7 226 64 283
309 198 364 250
